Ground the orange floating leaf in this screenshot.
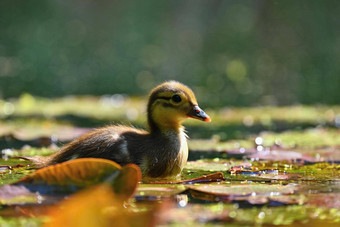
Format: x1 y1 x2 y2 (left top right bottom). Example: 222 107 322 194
16 158 122 187
113 164 141 201
13 158 141 197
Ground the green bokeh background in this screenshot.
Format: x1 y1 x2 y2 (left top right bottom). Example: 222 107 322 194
0 0 339 107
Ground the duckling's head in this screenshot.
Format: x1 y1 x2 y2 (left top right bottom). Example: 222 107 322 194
147 81 211 132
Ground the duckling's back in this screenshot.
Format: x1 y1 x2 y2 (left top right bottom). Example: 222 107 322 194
26 126 148 168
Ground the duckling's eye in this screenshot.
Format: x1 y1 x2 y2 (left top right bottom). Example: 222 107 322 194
171 94 182 103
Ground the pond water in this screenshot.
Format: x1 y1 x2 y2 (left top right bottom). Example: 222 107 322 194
0 97 340 226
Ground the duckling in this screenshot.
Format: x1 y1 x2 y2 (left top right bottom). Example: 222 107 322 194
27 81 211 178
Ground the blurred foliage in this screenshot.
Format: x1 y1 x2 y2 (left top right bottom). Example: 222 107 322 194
0 1 339 107
1 94 340 126
0 94 339 145
189 128 340 151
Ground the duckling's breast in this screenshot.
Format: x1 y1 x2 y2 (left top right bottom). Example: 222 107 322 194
170 130 188 175
140 129 188 178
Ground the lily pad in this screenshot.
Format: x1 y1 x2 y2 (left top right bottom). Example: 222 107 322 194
156 203 340 226
189 183 298 198
16 158 122 186
136 184 187 198
0 162 33 186
13 158 141 198
185 159 235 172
151 172 225 184
0 184 40 205
306 193 340 208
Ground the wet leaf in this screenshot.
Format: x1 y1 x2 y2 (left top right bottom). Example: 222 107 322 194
0 184 40 205
156 203 340 226
306 193 340 208
287 163 340 181
111 164 141 201
13 158 141 198
0 162 33 186
137 173 224 199
189 183 298 199
180 172 225 184
0 217 43 227
185 159 235 172
136 184 187 198
16 158 122 186
150 172 225 184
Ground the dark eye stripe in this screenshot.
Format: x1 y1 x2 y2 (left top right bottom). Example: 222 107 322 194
162 103 175 108
157 97 172 101
154 97 177 108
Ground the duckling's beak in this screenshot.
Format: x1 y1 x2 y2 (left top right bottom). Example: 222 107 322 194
187 106 211 122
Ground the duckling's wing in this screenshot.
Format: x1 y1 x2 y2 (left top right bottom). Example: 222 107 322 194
45 126 147 166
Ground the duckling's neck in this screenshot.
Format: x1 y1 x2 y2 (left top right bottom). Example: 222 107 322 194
148 117 183 134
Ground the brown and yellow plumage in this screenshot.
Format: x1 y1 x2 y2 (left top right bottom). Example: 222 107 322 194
24 81 211 178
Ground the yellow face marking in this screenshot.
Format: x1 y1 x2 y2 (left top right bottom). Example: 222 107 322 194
150 98 190 130
147 81 203 131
